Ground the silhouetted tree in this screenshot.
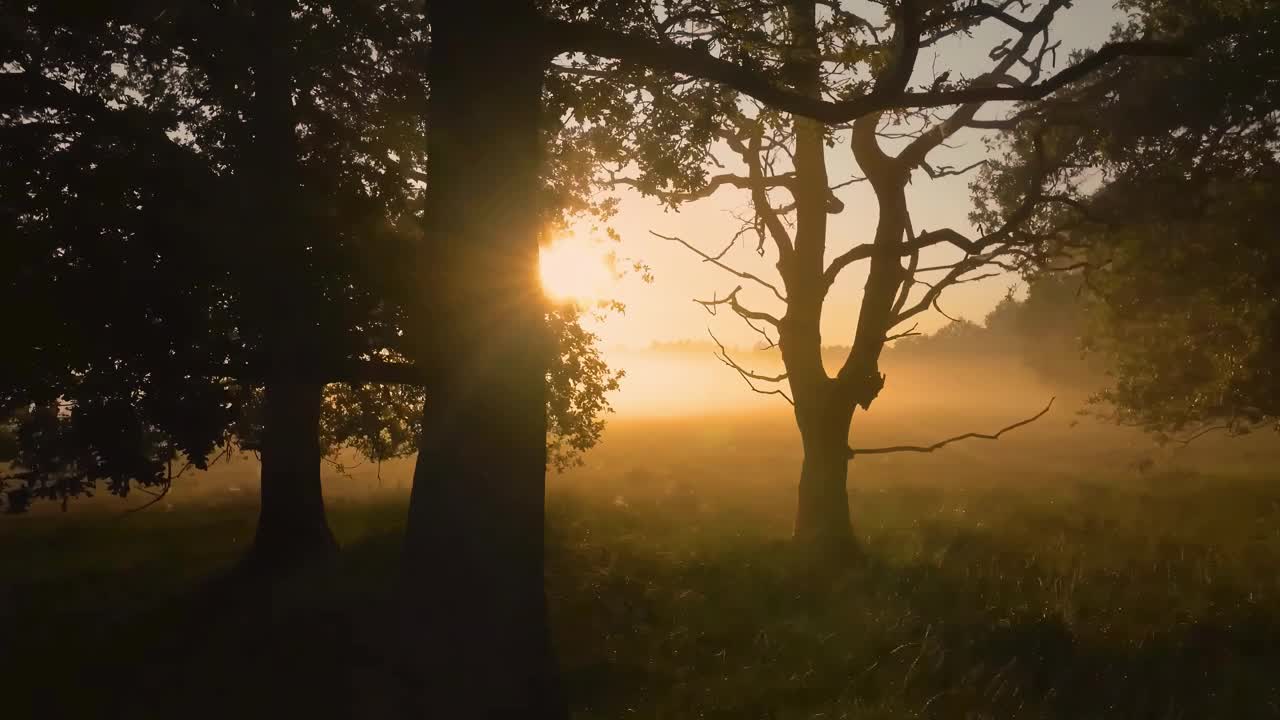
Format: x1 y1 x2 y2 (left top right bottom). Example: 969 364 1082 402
0 3 621 564
0 1 424 553
977 0 1280 442
0 1 1186 713
403 1 1179 713
583 1 1178 548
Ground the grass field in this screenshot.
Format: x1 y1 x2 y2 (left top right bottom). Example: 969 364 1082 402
3 410 1280 718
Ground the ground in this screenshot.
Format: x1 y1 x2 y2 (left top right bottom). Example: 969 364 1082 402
3 411 1280 718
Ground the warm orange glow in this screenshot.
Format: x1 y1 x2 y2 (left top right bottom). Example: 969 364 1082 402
539 236 616 304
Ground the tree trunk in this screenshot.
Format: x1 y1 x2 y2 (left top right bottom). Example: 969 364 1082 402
239 0 337 574
782 2 857 552
792 390 856 549
245 379 337 572
399 4 564 718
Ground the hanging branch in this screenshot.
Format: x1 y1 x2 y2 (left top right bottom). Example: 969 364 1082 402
848 398 1055 457
707 329 793 406
124 442 234 515
653 230 787 301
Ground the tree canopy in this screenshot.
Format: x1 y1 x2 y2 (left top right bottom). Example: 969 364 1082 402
569 0 1182 543
0 1 621 512
976 0 1280 440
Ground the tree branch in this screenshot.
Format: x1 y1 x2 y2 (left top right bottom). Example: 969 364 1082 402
612 172 794 205
919 159 987 180
692 285 782 328
547 20 1188 124
727 126 796 262
899 0 1070 168
652 230 786 301
707 329 792 405
198 359 425 386
0 71 212 179
849 398 1054 457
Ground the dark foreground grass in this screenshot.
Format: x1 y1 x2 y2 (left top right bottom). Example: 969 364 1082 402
3 470 1279 719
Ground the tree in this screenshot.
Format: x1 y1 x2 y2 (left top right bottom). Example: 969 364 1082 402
979 275 1102 388
402 1 1179 713
1 0 1180 712
580 0 1176 547
976 0 1280 441
312 305 622 477
0 0 425 556
0 2 621 564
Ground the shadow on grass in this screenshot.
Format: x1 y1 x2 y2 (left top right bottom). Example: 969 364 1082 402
5 491 1279 719
3 510 408 720
550 497 1280 719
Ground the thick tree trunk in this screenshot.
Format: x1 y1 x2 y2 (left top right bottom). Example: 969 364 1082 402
240 0 337 574
245 379 337 572
792 390 856 548
399 3 564 718
781 2 857 551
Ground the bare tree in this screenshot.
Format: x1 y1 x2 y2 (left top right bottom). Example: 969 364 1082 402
619 0 1142 547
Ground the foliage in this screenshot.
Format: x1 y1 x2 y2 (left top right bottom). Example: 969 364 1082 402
976 0 1280 438
889 274 1104 388
312 305 623 472
0 1 625 512
0 0 425 511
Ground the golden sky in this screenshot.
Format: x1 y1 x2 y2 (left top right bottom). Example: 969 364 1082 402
553 2 1123 350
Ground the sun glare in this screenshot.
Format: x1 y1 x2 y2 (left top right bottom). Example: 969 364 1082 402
539 236 616 304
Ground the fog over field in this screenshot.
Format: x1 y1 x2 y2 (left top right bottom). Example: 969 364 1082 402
42 343 1272 519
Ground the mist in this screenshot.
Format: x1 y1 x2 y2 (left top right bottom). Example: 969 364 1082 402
7 1 1280 717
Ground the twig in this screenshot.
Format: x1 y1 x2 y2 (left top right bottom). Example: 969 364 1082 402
693 285 782 327
849 398 1054 457
127 482 173 514
884 323 920 342
1174 424 1231 446
932 297 961 323
919 159 987 179
652 230 786 301
125 443 232 515
707 329 793 406
323 454 365 481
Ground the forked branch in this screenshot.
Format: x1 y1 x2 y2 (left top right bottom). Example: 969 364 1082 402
693 285 782 329
707 329 793 405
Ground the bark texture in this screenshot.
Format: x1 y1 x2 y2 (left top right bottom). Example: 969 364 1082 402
779 0 865 548
242 0 337 573
400 3 565 717
791 384 856 546
247 379 337 571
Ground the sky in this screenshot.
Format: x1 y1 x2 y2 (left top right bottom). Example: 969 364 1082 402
553 2 1125 351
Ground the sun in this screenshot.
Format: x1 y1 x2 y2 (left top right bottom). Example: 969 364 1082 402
539 236 616 304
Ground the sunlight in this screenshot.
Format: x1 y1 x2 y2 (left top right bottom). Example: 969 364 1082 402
539 235 616 304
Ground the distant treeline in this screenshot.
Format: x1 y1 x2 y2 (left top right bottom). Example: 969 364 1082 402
650 275 1104 391
881 275 1106 389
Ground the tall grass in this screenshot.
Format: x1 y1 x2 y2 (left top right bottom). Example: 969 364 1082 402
4 458 1278 719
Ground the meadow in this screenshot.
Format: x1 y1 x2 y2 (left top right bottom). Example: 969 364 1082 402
4 398 1280 719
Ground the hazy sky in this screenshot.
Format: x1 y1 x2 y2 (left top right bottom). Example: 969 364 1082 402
558 2 1124 350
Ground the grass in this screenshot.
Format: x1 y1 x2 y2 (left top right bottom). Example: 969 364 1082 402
3 407 1280 718
548 470 1280 719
